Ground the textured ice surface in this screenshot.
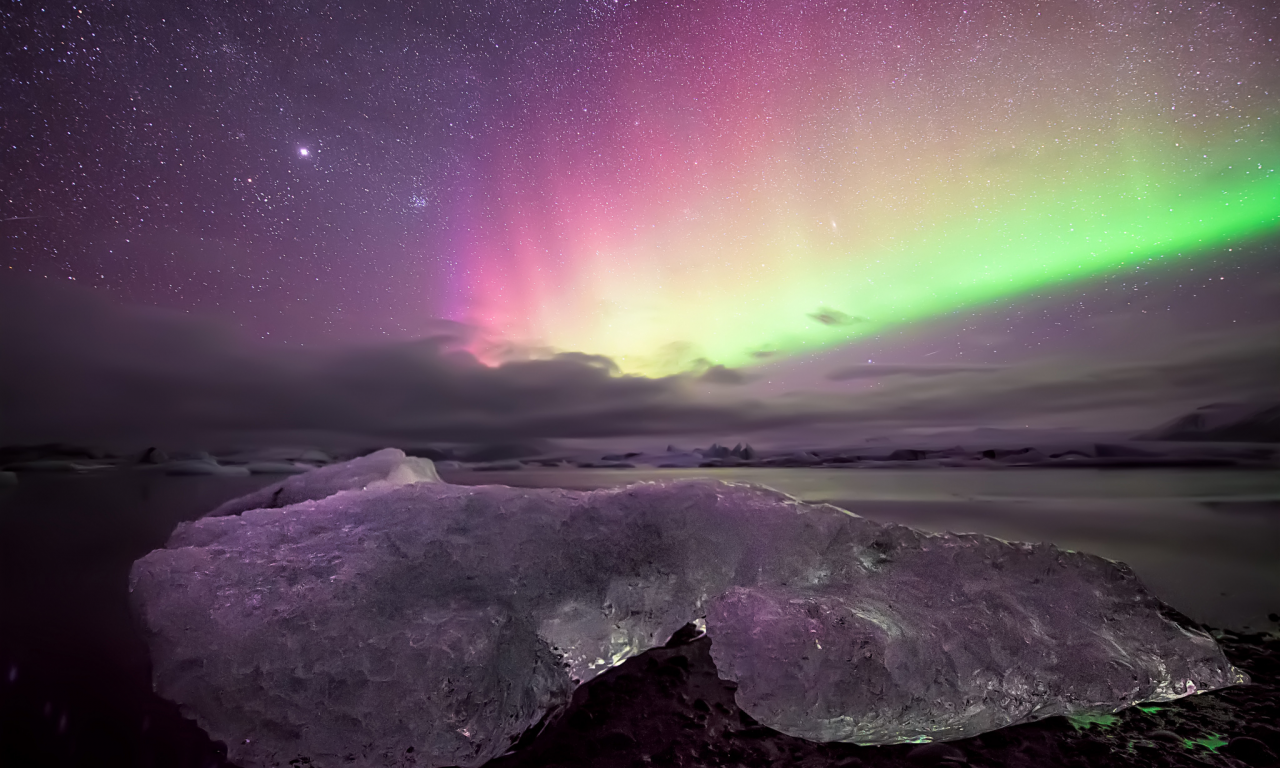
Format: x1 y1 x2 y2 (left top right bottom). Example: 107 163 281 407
130 452 1247 768
204 447 439 517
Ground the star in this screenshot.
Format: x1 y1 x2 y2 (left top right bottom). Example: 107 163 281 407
298 148 310 158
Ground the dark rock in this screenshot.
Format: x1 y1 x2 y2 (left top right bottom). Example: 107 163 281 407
1249 727 1280 747
598 731 638 751
907 742 968 764
1252 725 1280 753
664 623 706 647
1093 443 1164 458
1223 736 1278 766
134 446 169 464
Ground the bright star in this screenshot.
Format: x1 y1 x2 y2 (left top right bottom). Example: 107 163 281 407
298 148 310 157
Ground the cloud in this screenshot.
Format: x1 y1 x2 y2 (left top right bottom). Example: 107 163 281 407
1 275 1276 448
0 277 795 446
826 363 1007 381
808 329 1280 427
699 365 748 385
809 307 869 327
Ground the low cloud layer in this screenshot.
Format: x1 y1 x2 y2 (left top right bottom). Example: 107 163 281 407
826 363 1007 381
814 334 1279 427
2 276 1277 448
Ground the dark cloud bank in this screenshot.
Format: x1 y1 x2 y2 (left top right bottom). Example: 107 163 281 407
826 363 1008 381
1 276 1277 449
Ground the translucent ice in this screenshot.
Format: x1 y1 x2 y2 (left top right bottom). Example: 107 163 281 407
204 447 439 517
130 453 1247 768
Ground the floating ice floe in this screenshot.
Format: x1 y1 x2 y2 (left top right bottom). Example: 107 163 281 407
130 449 1248 768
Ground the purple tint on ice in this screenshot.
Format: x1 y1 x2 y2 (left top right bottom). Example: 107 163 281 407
129 450 1247 768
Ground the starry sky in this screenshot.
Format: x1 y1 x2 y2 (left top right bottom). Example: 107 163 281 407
3 0 1279 446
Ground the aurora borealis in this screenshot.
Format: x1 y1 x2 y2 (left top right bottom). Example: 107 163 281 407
3 0 1279 380
450 0 1280 373
6 8 1280 767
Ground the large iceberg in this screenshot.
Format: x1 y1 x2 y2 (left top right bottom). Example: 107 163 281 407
129 449 1247 768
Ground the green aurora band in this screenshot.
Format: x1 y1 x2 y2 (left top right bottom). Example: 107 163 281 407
456 0 1280 375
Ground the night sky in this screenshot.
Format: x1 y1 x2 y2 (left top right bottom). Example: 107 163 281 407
3 0 1279 446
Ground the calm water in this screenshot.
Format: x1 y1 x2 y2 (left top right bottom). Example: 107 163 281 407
0 466 1277 766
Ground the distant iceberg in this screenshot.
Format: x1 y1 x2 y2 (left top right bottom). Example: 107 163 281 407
130 450 1247 768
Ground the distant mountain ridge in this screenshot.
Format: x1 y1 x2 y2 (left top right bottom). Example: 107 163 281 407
1136 402 1280 442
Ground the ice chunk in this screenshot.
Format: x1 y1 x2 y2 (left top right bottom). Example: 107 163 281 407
708 564 1241 744
204 447 439 517
130 455 1247 768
